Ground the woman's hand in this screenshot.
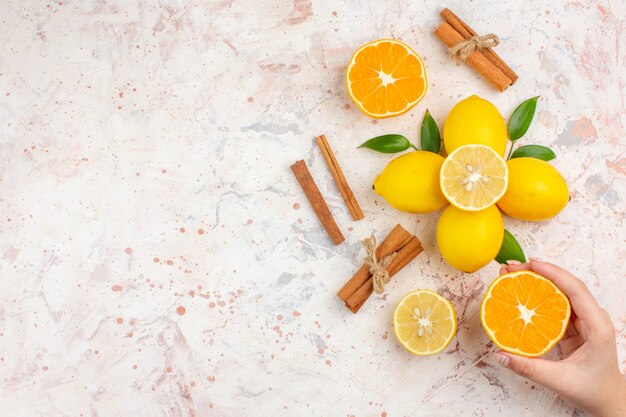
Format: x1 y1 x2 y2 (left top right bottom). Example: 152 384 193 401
492 259 626 417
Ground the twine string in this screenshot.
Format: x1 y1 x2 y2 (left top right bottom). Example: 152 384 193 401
448 34 499 62
362 235 396 294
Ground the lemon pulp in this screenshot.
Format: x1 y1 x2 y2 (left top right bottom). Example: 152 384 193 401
393 289 457 355
440 144 508 211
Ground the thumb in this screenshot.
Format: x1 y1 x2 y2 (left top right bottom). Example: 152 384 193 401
492 351 560 388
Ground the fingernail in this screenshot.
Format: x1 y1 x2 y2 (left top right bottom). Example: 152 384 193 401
506 260 522 265
530 257 545 263
492 352 510 367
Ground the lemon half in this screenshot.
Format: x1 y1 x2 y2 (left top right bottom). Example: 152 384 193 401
440 144 508 211
393 289 457 356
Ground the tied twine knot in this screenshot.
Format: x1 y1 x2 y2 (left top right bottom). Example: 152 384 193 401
362 235 396 294
449 34 499 62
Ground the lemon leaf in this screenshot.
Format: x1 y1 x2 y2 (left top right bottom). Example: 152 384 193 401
510 145 556 161
357 134 413 153
508 96 539 141
420 110 441 153
495 229 526 264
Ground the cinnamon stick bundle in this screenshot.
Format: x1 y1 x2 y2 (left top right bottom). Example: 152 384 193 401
434 8 518 92
440 8 518 84
338 224 423 314
345 237 423 313
337 224 410 300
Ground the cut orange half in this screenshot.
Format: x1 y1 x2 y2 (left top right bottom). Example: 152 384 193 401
393 289 457 356
346 39 427 119
481 270 571 357
440 144 508 211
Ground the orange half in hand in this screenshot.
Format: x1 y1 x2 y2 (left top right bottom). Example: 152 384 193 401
481 270 571 357
346 39 427 118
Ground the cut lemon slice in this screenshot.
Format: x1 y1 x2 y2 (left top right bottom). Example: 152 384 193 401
393 289 457 356
440 144 508 211
481 270 571 357
346 39 427 119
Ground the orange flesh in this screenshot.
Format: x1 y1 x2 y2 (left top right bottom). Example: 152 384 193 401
481 271 570 357
347 40 426 118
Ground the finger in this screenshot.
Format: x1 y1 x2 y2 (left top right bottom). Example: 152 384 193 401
528 259 604 324
564 319 578 338
559 323 584 356
501 262 531 273
492 351 561 389
567 312 591 340
559 335 583 357
571 315 591 340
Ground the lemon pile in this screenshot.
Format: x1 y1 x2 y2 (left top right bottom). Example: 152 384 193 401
374 95 569 273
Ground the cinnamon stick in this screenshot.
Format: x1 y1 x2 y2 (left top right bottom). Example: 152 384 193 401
337 224 411 301
347 298 366 314
315 134 364 221
290 160 345 245
440 8 518 84
434 21 512 92
345 237 423 313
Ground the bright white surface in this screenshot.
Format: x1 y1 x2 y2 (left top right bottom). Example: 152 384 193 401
1 1 624 416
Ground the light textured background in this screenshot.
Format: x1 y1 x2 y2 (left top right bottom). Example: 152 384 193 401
0 0 624 416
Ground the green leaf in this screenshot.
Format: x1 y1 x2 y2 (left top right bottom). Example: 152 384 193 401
508 96 539 141
357 134 413 154
495 229 527 265
510 144 556 161
420 110 441 153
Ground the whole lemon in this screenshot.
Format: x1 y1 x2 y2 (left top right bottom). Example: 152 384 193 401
437 205 504 273
497 157 569 221
374 151 447 213
443 95 507 157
